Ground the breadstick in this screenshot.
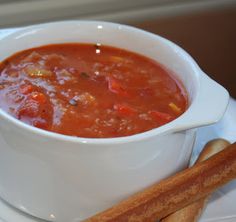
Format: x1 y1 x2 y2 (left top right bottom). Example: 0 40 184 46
161 139 230 222
84 142 236 222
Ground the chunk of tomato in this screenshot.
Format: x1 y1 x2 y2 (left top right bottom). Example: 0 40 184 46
149 110 173 125
33 119 49 129
17 99 40 118
114 104 136 116
19 84 33 94
30 92 47 104
107 77 130 97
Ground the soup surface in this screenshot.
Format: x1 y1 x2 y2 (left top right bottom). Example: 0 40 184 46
0 43 187 138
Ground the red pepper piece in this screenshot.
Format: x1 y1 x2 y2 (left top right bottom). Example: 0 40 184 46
114 104 136 116
107 77 129 97
149 110 173 125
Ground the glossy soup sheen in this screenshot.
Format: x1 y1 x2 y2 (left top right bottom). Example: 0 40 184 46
0 43 188 138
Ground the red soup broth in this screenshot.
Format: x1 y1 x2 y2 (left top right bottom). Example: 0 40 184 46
0 43 188 138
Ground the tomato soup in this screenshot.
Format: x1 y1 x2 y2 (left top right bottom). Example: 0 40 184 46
0 44 188 138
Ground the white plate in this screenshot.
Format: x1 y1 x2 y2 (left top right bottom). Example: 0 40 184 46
194 97 236 222
0 28 235 222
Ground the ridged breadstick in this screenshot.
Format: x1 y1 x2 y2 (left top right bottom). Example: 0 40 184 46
161 139 230 222
84 142 236 222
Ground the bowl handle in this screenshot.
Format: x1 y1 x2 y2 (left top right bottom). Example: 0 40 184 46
173 72 229 132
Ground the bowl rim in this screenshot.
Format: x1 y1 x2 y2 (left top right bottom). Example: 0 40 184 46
0 20 201 145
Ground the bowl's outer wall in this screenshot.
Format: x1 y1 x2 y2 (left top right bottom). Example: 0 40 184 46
0 113 196 221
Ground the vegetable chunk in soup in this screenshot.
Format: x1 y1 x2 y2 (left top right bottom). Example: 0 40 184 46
0 43 188 138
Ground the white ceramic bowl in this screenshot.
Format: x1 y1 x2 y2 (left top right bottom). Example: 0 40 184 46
0 21 229 222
